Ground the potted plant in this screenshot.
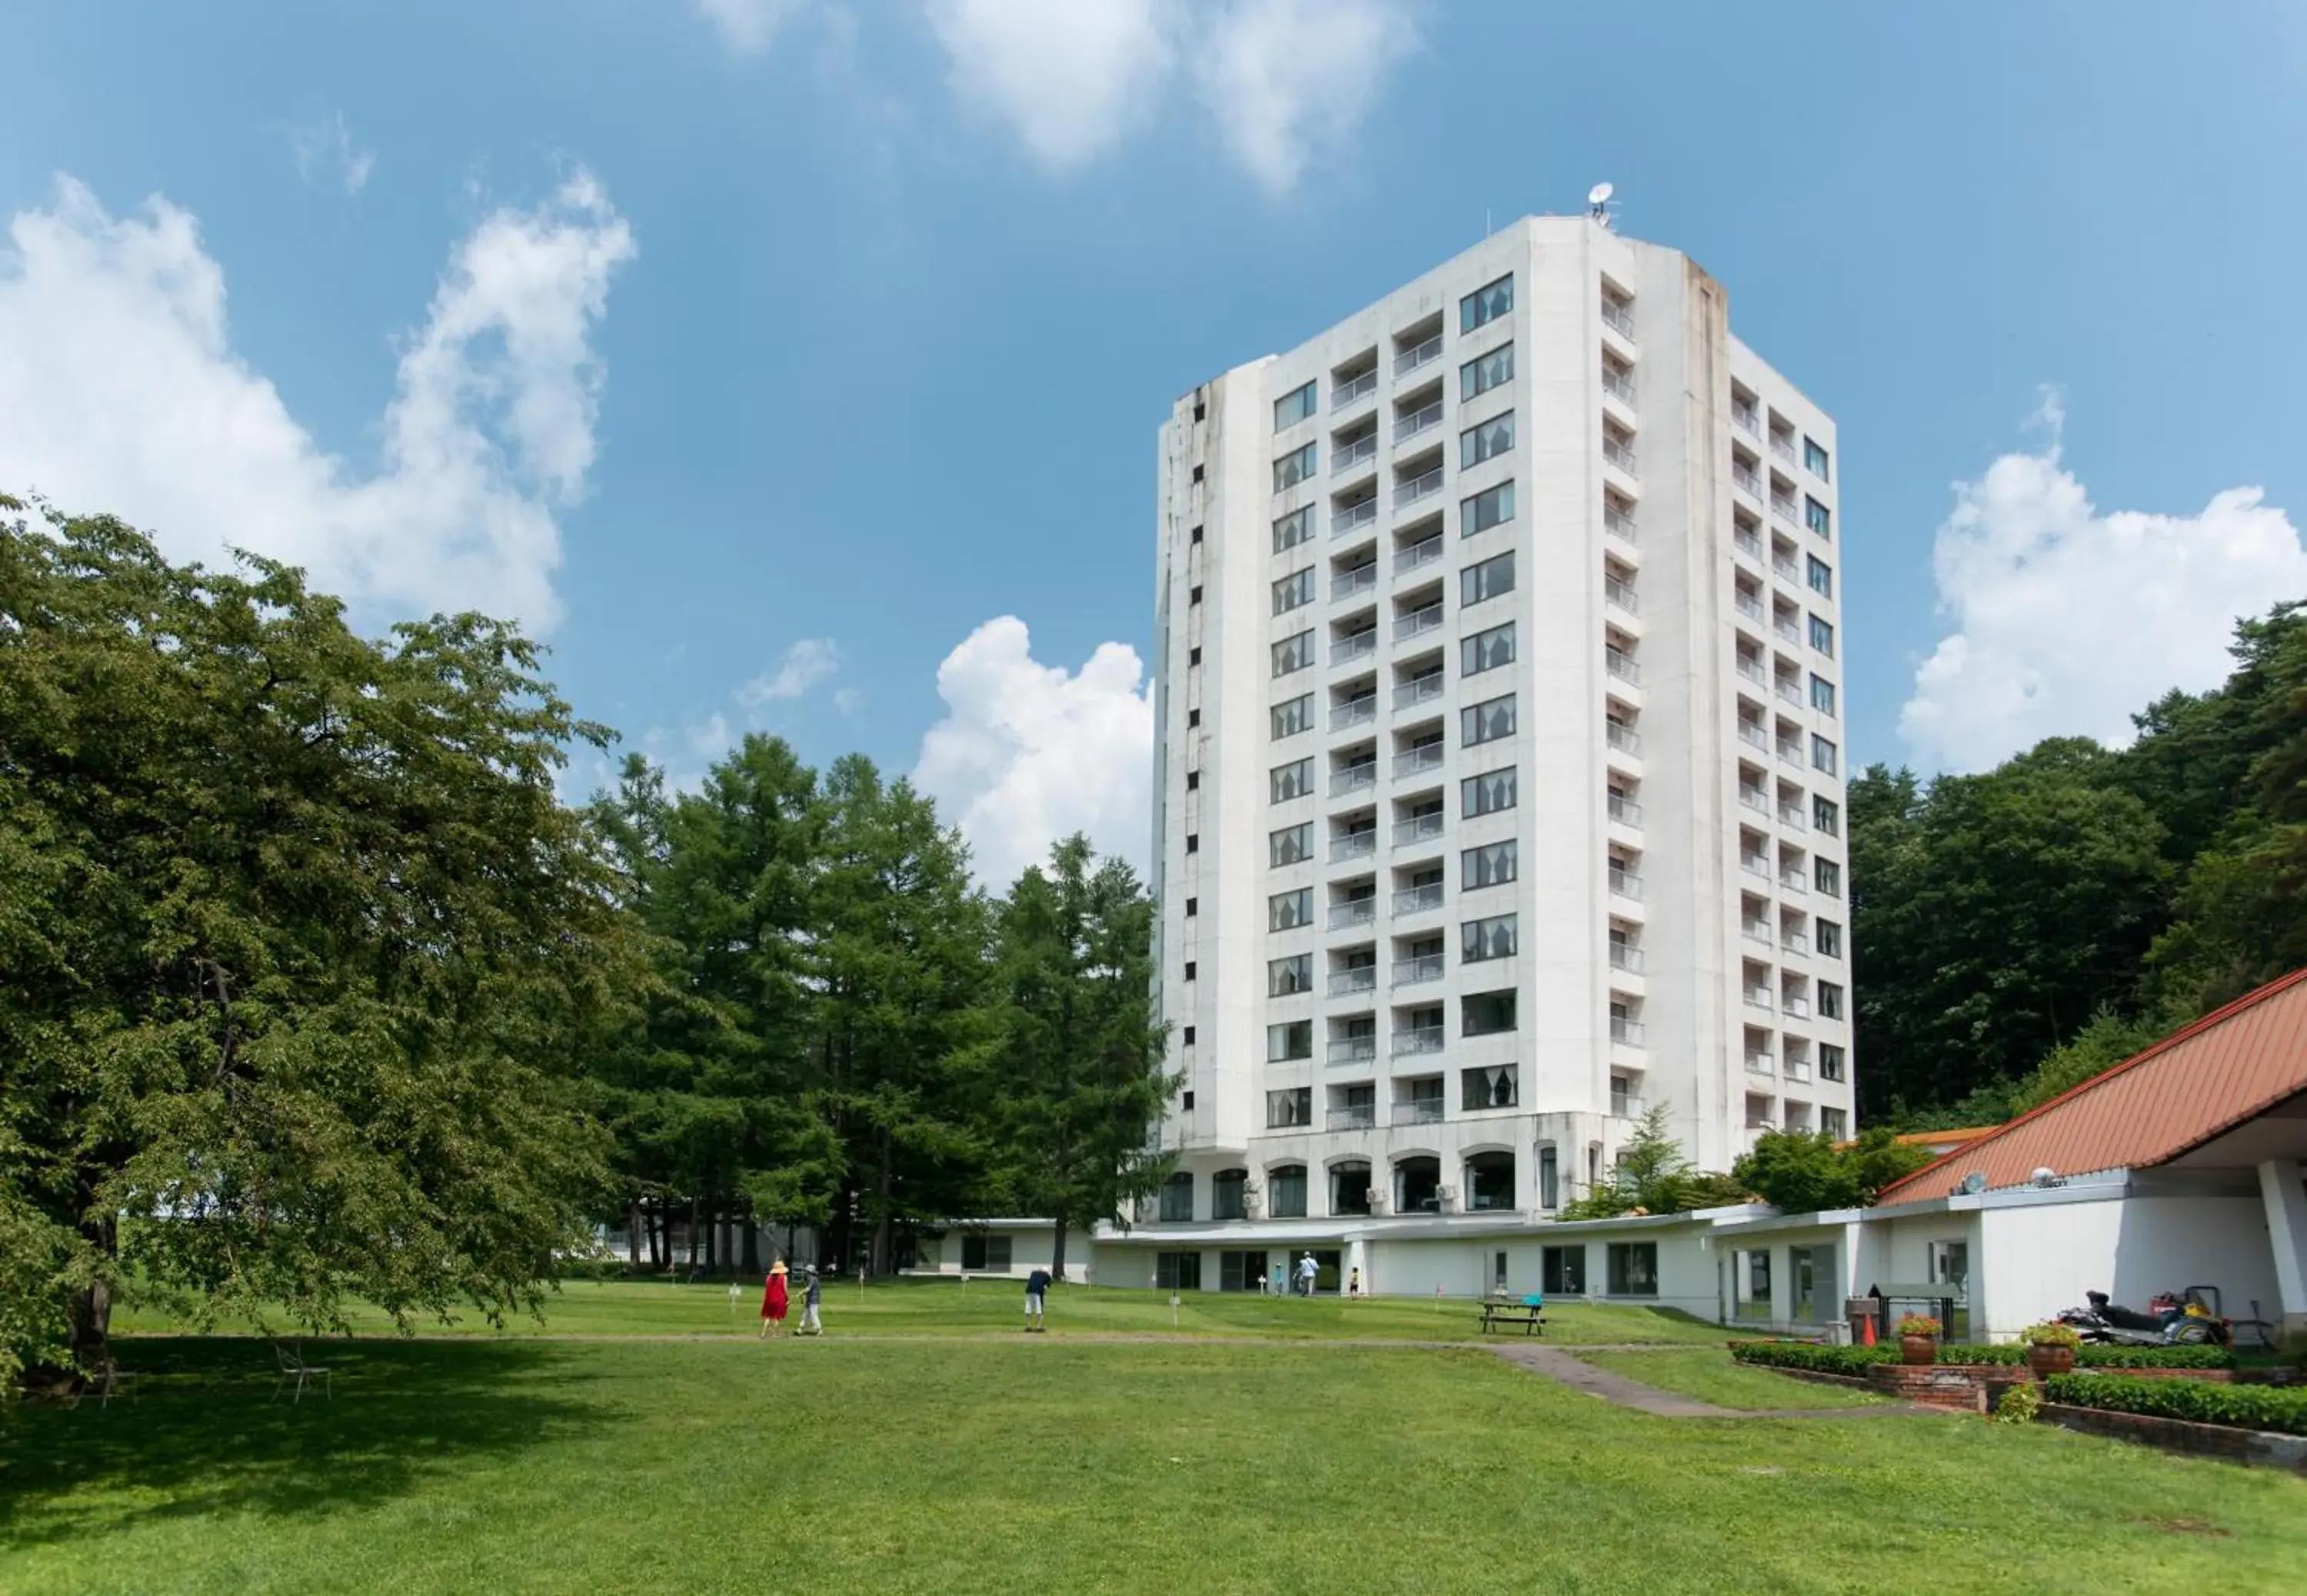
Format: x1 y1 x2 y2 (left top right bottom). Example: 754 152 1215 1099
2020 1321 2081 1378
1896 1313 1942 1366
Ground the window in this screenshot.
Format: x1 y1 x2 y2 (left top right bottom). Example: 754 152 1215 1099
1212 1169 1248 1221
1816 919 1843 959
1813 796 1840 836
1806 554 1833 598
1190 647 1201 667
1735 1248 1773 1320
1184 897 1197 916
1462 1064 1516 1110
1821 1107 1847 1139
1190 524 1203 544
1274 380 1317 431
1462 550 1516 607
1267 1019 1313 1062
1460 342 1513 401
1271 694 1313 740
1463 767 1516 816
1462 989 1516 1036
1815 858 1842 897
1192 464 1203 484
1804 437 1829 481
1811 735 1838 776
1462 480 1515 537
1183 961 1196 981
1155 1250 1202 1289
1805 496 1831 539
1460 411 1515 469
1819 1043 1846 1082
1810 676 1836 717
1466 1152 1516 1212
1606 1242 1658 1296
1270 757 1313 803
1462 620 1515 677
1273 506 1312 552
1461 274 1513 333
1190 585 1203 607
1270 822 1311 867
1331 1162 1373 1217
1267 1088 1312 1129
960 1232 1013 1272
1809 614 1834 656
1538 1145 1560 1209
1543 1244 1586 1294
1158 1173 1193 1222
1187 708 1200 728
1268 1165 1307 1219
1463 839 1517 888
1186 770 1199 790
1269 953 1312 996
1268 888 1313 931
1818 981 1844 1020
1463 913 1517 963
1273 567 1313 614
1272 630 1313 677
1928 1241 1969 1289
1463 694 1516 745
1273 441 1317 493
1185 833 1199 853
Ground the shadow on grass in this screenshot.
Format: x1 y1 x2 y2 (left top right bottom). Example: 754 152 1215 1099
0 1338 610 1546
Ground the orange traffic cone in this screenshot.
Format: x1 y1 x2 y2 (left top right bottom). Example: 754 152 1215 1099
1859 1313 1877 1346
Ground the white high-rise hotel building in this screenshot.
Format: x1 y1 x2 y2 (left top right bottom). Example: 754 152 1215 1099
1144 215 1852 1259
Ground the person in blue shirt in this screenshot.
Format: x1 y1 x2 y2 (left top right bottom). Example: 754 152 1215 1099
1024 1265 1052 1332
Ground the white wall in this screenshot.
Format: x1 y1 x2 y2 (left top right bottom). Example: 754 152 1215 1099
912 1225 1091 1282
1977 1192 2280 1339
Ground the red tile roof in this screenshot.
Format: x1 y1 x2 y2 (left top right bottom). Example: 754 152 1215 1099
1873 966 2307 1206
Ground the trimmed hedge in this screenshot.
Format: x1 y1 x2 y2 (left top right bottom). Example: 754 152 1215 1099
1729 1340 2235 1376
2044 1373 2307 1437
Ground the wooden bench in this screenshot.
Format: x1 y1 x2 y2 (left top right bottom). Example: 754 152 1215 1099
1479 1302 1547 1337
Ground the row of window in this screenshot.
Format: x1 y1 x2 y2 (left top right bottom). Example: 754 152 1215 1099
1266 912 1518 993
1268 757 1516 816
1267 282 1513 439
1266 990 1518 1061
1270 406 1516 497
1270 546 1515 620
1273 478 1514 559
1265 840 1517 926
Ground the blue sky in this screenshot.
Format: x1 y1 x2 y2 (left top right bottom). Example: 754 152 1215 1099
5 0 2305 882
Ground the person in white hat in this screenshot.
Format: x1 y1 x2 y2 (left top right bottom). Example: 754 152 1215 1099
1295 1252 1320 1298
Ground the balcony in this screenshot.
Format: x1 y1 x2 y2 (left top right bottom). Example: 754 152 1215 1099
1782 930 1810 956
1745 1050 1776 1076
1328 899 1377 930
1332 565 1377 602
1736 657 1767 689
1393 813 1444 847
1327 1105 1377 1131
1741 918 1773 945
1607 793 1643 827
1333 433 1378 476
1779 869 1808 894
1744 986 1775 1011
1392 1025 1445 1056
1603 437 1639 477
1392 883 1444 916
1397 533 1443 574
1770 493 1800 524
1604 574 1640 615
1610 1093 1647 1119
1327 1036 1377 1066
1739 784 1769 815
1396 603 1443 640
1395 467 1443 508
1771 436 1799 466
1778 802 1806 831
1602 369 1638 408
1601 299 1635 339
1609 942 1644 973
1782 1058 1814 1084
1610 1016 1646 1046
1393 744 1444 780
1397 400 1444 445
1393 674 1444 711
1775 737 1804 765
1332 499 1377 536
1772 552 1801 584
1737 723 1769 753
1605 647 1640 685
1393 333 1443 377
1333 369 1378 410
1732 404 1760 439
1734 527 1763 560
1330 763 1377 796
1773 617 1803 646
1392 954 1443 986
1333 694 1377 729
1733 464 1763 497
1335 630 1377 663
1330 832 1376 863
1328 967 1377 997
1604 506 1637 545
1606 723 1643 756
1392 1099 1446 1126
1608 864 1643 899
1735 592 1766 623
1739 850 1769 877
1782 996 1813 1020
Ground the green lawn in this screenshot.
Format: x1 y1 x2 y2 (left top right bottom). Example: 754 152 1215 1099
1576 1348 1889 1411
5 1338 2303 1594
111 1275 1730 1346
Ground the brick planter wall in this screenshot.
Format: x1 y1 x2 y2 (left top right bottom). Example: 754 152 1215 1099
2039 1404 2307 1472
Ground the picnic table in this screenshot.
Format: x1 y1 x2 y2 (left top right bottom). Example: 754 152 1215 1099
1478 1299 1547 1337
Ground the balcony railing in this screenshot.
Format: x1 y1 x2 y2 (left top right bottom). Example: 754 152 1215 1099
1733 464 1763 497
1771 494 1800 523
1393 334 1443 377
1778 802 1806 830
1328 1036 1377 1065
1329 833 1376 863
1734 527 1763 560
1606 723 1643 755
1396 603 1443 640
1772 553 1801 583
1603 369 1638 407
1393 745 1444 780
1782 931 1810 956
1397 534 1443 574
1334 694 1377 729
1604 506 1638 545
1335 630 1377 663
1779 869 1808 894
1608 793 1643 827
1745 1051 1776 1076
1392 955 1443 986
1328 1105 1377 1131
1330 763 1377 796
1603 437 1639 477
1605 647 1640 685
1395 467 1443 508
1609 943 1644 973
1739 787 1769 818
1770 437 1799 465
1610 1016 1646 1046
1392 883 1444 916
1393 675 1443 710
1773 617 1803 646
1396 401 1444 444
1738 723 1769 753
1601 300 1634 338
1329 967 1377 996
1332 565 1377 601
1776 737 1804 764
1392 1026 1445 1056
1604 575 1640 614
1328 899 1376 930
1333 369 1378 410
1782 1059 1813 1084
1332 498 1377 536
1393 813 1443 847
1392 1099 1445 1126
1740 851 1770 876
1735 592 1766 623
1608 865 1643 899
1782 996 1813 1020
1732 404 1759 438
1333 433 1378 475
1742 919 1774 944
1743 987 1775 1011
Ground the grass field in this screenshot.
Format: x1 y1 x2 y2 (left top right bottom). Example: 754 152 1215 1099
108 1275 1733 1345
6 1336 2305 1595
1574 1348 1889 1411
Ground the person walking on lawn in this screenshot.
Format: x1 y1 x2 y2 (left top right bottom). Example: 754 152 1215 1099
797 1266 824 1336
759 1261 791 1338
1296 1252 1320 1298
1024 1265 1052 1332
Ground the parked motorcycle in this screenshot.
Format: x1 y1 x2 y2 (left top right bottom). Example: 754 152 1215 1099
2056 1289 2230 1347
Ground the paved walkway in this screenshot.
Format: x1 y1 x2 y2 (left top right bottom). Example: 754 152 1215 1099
1486 1343 1938 1421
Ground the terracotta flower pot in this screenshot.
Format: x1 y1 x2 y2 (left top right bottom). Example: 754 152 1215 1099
2026 1343 2076 1378
1900 1333 1936 1367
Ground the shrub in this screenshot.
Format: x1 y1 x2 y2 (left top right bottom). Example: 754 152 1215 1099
1729 1342 1893 1376
1728 1340 2235 1375
1994 1382 2042 1425
1896 1314 1942 1338
2021 1322 2082 1349
2043 1374 2307 1437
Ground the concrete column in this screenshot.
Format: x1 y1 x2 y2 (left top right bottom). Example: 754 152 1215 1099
2259 1160 2307 1337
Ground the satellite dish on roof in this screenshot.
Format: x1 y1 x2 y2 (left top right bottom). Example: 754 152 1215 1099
1587 181 1614 208
1958 1172 1988 1196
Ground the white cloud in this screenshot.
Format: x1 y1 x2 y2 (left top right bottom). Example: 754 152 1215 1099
289 110 375 195
740 637 841 705
1193 0 1419 194
1899 394 2307 771
923 0 1176 174
696 0 810 55
833 687 864 715
0 171 634 632
641 711 736 795
912 617 1152 886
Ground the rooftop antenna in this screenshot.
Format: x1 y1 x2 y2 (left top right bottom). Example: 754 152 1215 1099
1587 181 1614 228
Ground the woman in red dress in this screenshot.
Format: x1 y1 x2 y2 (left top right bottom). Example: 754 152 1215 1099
759 1260 791 1338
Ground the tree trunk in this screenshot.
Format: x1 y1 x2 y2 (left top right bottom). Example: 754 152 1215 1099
873 1129 894 1277
1050 1221 1069 1282
647 1198 665 1269
704 1198 717 1273
741 1205 761 1275
626 1199 643 1272
686 1195 701 1272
